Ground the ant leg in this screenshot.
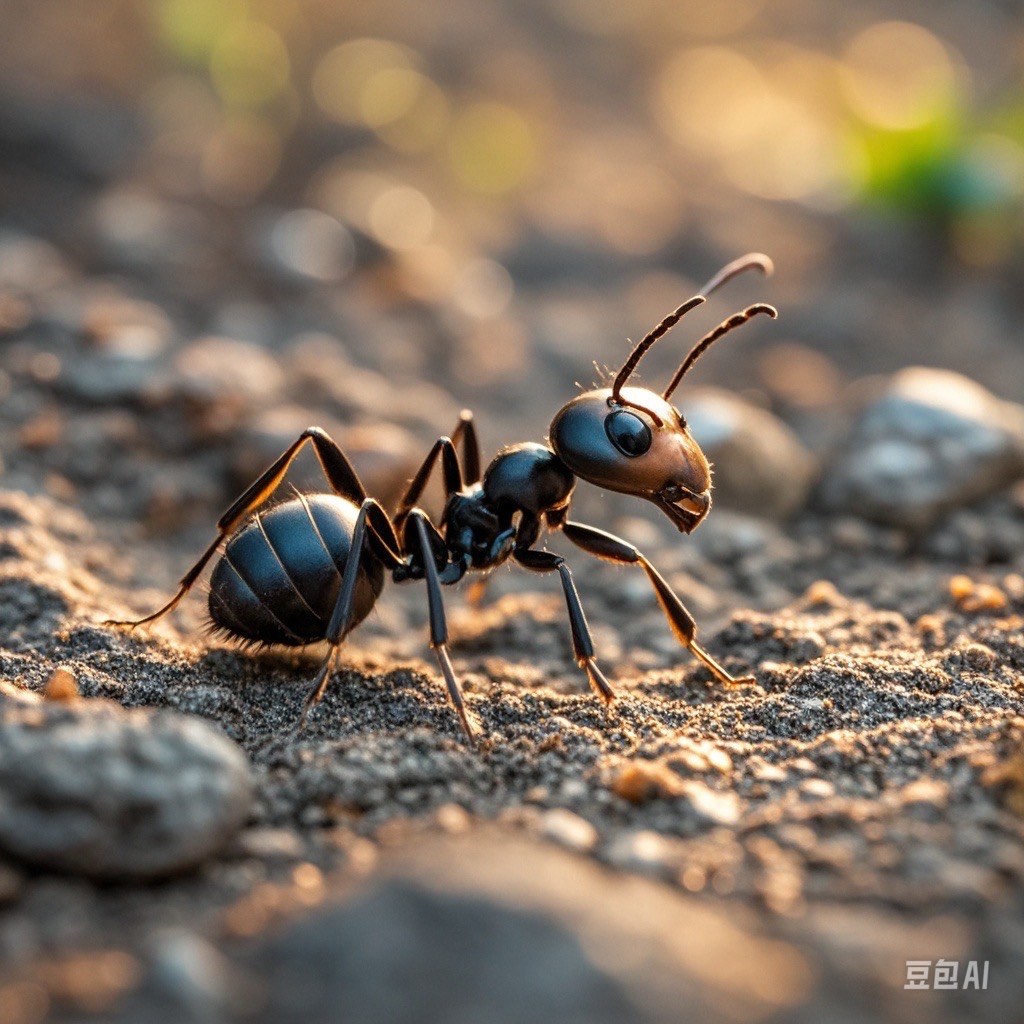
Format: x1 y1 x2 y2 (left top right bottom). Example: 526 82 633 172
106 427 367 628
393 436 464 531
297 498 403 730
450 409 481 484
513 548 615 702
406 511 478 744
561 521 754 686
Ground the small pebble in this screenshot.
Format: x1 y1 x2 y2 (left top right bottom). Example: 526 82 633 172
609 760 684 804
604 830 674 873
43 668 79 702
685 388 817 518
949 575 1008 613
820 368 1024 528
679 781 741 827
540 809 598 853
799 779 835 800
803 579 842 608
0 699 253 879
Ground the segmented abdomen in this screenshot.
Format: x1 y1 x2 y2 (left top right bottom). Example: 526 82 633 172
208 494 384 646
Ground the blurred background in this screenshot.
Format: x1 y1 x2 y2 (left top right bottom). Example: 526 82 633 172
2 12 1024 1021
0 0 1023 536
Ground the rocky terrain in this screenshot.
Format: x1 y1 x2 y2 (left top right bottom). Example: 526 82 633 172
3 0 1024 1020
1 348 1024 1021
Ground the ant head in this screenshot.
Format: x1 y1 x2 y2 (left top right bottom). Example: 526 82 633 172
550 387 712 533
549 253 777 534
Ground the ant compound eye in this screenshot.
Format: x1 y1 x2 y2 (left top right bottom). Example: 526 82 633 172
605 409 652 457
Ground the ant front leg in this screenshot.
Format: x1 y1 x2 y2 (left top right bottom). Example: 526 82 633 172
561 521 754 686
513 538 615 703
106 427 367 628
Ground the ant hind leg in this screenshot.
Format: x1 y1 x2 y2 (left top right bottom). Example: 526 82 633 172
294 498 403 733
106 426 369 629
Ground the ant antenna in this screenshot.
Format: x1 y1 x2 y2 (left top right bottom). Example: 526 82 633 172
697 252 773 297
609 295 705 404
609 252 773 406
662 303 777 400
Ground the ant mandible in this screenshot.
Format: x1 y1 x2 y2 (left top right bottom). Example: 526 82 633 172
107 253 777 744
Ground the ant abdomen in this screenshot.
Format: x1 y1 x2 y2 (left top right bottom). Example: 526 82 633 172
209 494 384 647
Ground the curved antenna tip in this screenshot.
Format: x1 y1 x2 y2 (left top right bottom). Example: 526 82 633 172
699 252 774 299
748 253 774 277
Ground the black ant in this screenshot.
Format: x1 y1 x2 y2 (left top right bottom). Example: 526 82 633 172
107 253 777 744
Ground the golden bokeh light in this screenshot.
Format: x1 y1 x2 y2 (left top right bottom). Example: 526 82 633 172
367 184 436 250
840 21 959 131
654 46 766 155
654 46 844 203
449 102 538 195
209 20 291 108
156 0 250 63
312 38 450 153
313 38 416 124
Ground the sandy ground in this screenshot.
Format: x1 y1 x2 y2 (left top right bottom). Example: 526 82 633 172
2 2 1024 1015
1 476 1023 1021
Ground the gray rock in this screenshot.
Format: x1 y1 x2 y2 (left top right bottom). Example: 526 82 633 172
59 349 164 405
252 208 355 284
685 388 817 518
115 931 238 1024
171 336 286 437
0 696 252 879
821 368 1024 528
242 879 641 1024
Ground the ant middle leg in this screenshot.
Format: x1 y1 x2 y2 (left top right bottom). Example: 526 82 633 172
405 511 478 744
393 436 463 531
392 409 482 527
450 409 481 484
512 547 615 703
561 521 754 686
106 427 370 628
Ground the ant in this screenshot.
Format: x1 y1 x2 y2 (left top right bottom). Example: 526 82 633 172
107 253 777 744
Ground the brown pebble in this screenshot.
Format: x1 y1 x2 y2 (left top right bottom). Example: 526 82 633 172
804 579 841 607
17 411 63 450
1003 574 1024 603
915 613 943 635
961 643 997 671
949 574 974 601
43 668 79 702
950 575 1007 613
610 760 684 804
982 752 1024 817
